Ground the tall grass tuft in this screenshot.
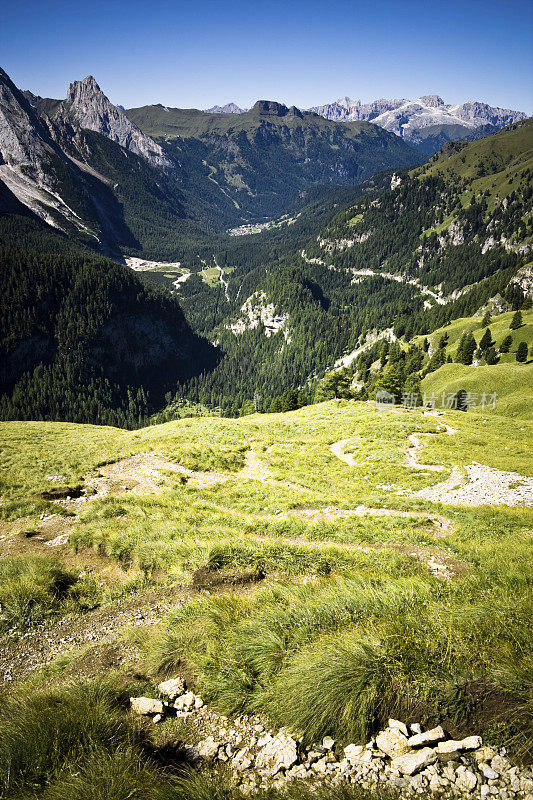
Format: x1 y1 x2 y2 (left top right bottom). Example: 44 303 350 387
41 746 181 800
267 634 402 744
0 681 132 796
0 555 101 631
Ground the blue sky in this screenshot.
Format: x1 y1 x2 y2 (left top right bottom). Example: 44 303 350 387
2 0 533 113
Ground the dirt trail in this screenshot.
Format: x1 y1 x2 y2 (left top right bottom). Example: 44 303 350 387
247 532 467 580
285 504 457 535
329 439 357 466
238 450 309 492
0 585 185 685
406 421 457 471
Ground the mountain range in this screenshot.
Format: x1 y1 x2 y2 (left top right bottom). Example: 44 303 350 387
0 63 531 423
205 95 526 155
0 68 420 256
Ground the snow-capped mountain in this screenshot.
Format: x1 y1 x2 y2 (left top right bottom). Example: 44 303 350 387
309 95 526 152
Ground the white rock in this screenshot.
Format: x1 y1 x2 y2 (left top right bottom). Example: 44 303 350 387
344 744 364 764
175 690 195 711
376 728 410 758
491 754 509 773
455 767 477 793
255 732 299 775
388 718 409 736
158 677 186 700
130 696 164 716
198 737 220 761
391 747 437 776
322 735 335 750
408 726 445 747
194 696 204 709
483 765 500 780
410 723 423 735
437 735 482 754
461 735 482 750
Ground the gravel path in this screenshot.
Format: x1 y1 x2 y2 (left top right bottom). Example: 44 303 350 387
247 532 467 580
329 439 357 466
416 463 533 507
0 585 186 685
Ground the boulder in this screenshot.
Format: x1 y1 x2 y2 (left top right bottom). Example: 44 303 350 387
175 690 195 711
407 725 445 747
391 747 437 776
437 735 482 754
388 718 409 736
376 727 410 758
455 766 478 793
344 743 364 764
255 731 299 775
158 677 186 700
129 696 164 716
198 737 221 761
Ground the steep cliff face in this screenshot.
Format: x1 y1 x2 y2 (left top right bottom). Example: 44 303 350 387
0 67 98 232
64 76 173 169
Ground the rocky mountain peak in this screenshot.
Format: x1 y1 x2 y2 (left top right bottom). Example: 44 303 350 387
205 102 245 114
253 100 289 116
252 100 303 118
64 74 173 169
66 74 101 102
418 95 445 108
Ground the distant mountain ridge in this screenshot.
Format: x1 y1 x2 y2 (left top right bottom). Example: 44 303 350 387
201 94 527 154
0 65 420 257
309 95 526 153
204 102 246 114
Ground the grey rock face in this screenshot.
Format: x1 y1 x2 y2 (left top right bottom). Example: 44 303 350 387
0 67 56 185
205 102 246 114
309 93 526 146
65 75 173 168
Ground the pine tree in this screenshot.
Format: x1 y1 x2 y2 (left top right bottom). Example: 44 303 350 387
479 328 493 351
516 341 528 362
456 333 476 365
485 347 499 365
510 311 523 330
499 335 513 353
481 309 492 328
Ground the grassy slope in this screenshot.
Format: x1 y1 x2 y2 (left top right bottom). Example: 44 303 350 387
1 401 532 795
421 119 533 206
126 105 377 140
417 307 533 417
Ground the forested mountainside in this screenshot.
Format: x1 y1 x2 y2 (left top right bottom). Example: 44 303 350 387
0 246 217 426
1 61 531 424
0 67 420 261
170 119 532 415
125 99 420 227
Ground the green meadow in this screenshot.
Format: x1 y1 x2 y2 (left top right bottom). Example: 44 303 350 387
0 400 532 797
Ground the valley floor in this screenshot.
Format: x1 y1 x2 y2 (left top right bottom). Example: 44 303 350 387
0 400 532 798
